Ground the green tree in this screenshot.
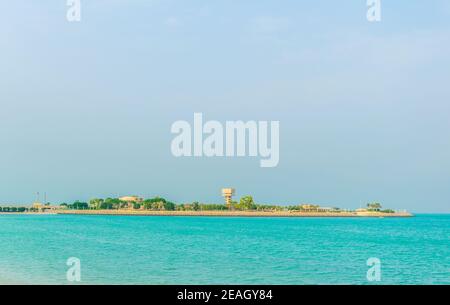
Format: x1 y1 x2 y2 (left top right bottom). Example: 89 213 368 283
367 202 382 211
104 198 122 209
89 198 104 210
100 201 114 210
382 209 395 213
72 201 89 210
164 201 176 211
238 196 256 210
192 202 200 211
201 204 227 211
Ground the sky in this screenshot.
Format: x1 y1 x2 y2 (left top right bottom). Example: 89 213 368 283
0 1 449 212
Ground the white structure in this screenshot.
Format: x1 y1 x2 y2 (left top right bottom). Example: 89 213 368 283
119 196 143 203
221 188 235 209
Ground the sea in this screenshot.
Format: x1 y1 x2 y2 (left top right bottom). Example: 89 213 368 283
0 214 448 284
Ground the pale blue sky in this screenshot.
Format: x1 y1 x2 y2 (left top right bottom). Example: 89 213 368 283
1 1 449 212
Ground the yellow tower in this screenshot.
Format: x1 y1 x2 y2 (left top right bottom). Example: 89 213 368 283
222 188 235 210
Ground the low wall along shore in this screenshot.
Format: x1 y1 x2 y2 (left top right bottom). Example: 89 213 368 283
55 209 413 217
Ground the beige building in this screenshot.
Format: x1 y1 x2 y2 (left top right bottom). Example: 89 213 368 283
119 196 143 209
221 188 235 209
119 196 143 203
32 202 62 212
300 204 319 211
300 204 335 212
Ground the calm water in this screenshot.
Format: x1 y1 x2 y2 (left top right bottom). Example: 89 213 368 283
0 214 448 284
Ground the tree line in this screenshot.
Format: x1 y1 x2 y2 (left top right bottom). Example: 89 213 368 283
0 207 34 213
59 196 394 212
1 198 395 213
59 196 288 211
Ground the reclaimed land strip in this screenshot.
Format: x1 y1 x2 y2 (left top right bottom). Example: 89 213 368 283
56 210 413 217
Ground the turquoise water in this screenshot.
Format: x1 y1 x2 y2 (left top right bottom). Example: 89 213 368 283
0 214 448 284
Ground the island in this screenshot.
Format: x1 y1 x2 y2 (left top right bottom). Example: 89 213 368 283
0 188 412 217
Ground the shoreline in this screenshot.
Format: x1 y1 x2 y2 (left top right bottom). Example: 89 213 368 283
0 212 57 215
54 209 413 218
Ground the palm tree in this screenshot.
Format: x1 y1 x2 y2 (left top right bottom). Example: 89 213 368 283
367 202 382 211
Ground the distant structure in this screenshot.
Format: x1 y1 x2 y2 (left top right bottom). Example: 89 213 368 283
221 188 235 210
299 204 334 213
32 191 59 212
32 202 61 213
119 196 143 209
119 196 143 203
32 202 44 211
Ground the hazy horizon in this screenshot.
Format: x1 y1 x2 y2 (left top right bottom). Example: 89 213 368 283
1 1 449 213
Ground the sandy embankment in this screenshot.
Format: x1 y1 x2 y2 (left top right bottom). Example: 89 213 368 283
55 209 413 217
0 212 57 215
